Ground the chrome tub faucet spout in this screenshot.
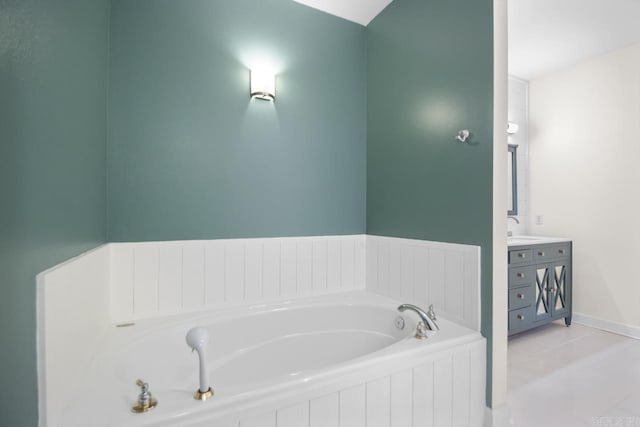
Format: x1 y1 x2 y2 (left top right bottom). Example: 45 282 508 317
397 303 439 339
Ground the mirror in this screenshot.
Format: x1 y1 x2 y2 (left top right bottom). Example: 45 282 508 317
508 144 518 215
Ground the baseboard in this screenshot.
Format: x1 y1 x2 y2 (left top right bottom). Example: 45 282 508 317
573 312 640 340
484 404 510 427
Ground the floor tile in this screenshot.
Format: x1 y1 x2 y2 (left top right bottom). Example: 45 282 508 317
507 322 640 427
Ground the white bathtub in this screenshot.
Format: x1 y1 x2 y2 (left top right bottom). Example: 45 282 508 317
58 291 485 427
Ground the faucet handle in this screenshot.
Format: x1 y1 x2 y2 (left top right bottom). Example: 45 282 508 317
136 379 151 399
132 379 157 413
416 321 429 339
427 304 437 321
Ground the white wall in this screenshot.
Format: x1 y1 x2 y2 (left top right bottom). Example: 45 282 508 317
507 76 530 236
492 0 508 409
529 42 640 332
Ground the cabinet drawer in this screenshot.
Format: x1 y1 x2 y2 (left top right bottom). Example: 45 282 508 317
509 306 533 331
533 243 571 261
509 249 533 265
554 243 571 257
509 286 534 310
509 266 534 287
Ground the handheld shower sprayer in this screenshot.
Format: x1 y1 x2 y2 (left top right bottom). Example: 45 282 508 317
186 327 214 400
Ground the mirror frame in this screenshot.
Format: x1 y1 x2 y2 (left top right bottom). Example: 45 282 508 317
508 144 518 215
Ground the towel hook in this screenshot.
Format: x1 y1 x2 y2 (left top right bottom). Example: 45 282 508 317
456 129 471 143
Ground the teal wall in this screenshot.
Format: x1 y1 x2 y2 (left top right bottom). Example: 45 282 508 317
108 0 367 241
0 0 110 425
366 0 495 404
0 1 498 424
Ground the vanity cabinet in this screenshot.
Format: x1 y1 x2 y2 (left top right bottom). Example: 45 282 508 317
508 241 572 336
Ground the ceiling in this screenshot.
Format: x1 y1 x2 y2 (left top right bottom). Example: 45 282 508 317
290 0 640 80
291 0 393 26
509 0 640 80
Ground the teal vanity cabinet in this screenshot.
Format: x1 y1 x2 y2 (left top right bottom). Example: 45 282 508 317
508 240 572 336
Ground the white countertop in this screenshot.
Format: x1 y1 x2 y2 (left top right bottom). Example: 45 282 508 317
507 235 571 247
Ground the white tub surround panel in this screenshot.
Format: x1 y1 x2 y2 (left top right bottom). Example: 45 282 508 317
108 234 479 326
366 235 481 331
109 235 366 323
36 245 110 427
197 339 486 427
39 235 485 427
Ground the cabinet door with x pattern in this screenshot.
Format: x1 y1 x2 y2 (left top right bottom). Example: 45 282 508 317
550 260 571 319
534 260 571 322
534 263 553 322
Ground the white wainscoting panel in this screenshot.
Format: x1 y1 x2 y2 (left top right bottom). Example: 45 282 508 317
310 393 340 427
412 362 435 427
391 370 413 427
38 235 485 427
277 402 310 427
366 235 481 331
158 246 182 314
211 339 486 427
340 385 367 427
240 412 276 427
109 235 367 323
37 245 110 427
367 376 391 427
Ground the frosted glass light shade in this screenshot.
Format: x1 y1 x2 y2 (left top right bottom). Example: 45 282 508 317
250 69 275 101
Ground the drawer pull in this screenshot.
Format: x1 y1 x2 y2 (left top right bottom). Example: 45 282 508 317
517 314 525 320
517 293 525 299
517 272 525 278
538 251 545 256
518 253 526 258
559 249 566 255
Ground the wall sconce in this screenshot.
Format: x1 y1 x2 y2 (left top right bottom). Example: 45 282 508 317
507 122 519 135
250 69 275 101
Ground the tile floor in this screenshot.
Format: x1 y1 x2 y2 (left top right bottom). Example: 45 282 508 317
507 322 640 427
